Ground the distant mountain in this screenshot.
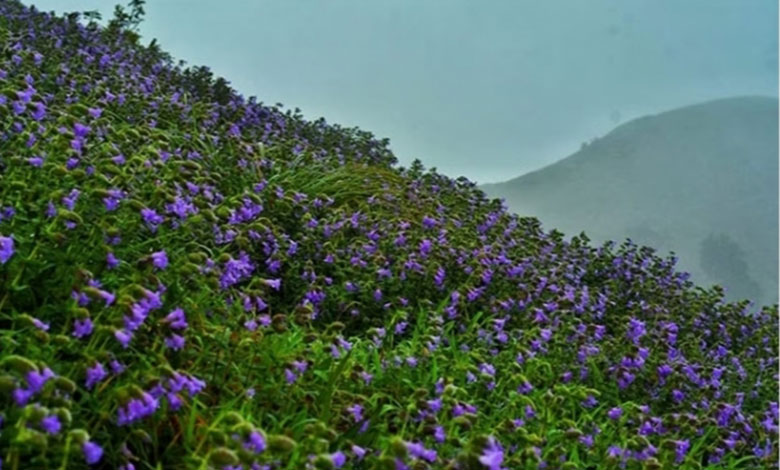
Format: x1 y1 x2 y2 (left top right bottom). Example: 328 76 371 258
481 96 778 306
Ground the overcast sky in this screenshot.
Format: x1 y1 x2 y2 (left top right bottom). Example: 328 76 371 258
29 0 779 183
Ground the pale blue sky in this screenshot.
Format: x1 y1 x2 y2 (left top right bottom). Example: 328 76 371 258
28 0 779 183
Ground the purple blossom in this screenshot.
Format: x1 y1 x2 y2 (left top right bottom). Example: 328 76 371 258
331 451 346 468
219 253 255 289
433 425 446 443
627 317 646 344
40 415 61 434
244 431 266 453
117 391 159 426
151 250 168 270
85 362 107 389
165 334 185 350
675 439 690 463
107 252 120 269
347 403 363 422
163 308 188 330
141 208 164 232
351 445 366 461
479 437 504 470
405 442 436 463
608 407 623 420
115 329 133 348
32 317 49 331
26 368 54 394
82 441 103 465
0 235 14 264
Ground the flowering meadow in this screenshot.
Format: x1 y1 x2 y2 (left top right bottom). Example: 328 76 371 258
0 1 778 469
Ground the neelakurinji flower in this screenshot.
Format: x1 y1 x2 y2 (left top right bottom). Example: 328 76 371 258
82 441 103 465
40 415 61 434
165 334 185 350
0 235 14 264
244 431 266 454
479 437 505 470
151 250 168 270
163 308 188 330
114 329 133 348
331 451 346 468
85 362 107 389
106 252 120 269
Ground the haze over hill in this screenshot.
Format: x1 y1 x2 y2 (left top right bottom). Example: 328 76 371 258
481 96 779 306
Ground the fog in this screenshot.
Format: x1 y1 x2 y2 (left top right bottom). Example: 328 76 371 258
29 0 778 183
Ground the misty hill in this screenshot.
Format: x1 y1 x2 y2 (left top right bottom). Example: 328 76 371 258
481 96 778 306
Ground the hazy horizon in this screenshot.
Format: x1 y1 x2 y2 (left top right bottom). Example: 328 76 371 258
28 0 779 183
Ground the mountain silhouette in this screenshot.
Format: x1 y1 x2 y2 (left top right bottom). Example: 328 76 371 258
482 96 778 306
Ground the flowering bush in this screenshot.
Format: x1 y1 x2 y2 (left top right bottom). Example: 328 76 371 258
0 1 777 469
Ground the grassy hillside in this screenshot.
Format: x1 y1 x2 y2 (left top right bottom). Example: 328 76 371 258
481 96 779 307
0 2 777 469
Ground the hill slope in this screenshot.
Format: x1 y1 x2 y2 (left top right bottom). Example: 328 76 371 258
0 2 777 469
481 96 779 306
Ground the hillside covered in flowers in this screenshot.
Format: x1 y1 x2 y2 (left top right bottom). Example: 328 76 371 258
0 1 777 469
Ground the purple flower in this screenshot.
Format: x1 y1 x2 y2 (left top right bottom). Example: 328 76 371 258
331 451 346 468
607 445 623 459
219 253 255 289
165 334 185 350
0 235 14 264
579 434 594 448
151 250 168 270
40 415 61 434
419 239 432 257
115 329 133 348
433 425 446 443
107 252 120 269
117 392 159 426
26 368 54 393
406 441 437 463
82 441 103 465
31 102 46 120
244 431 266 453
85 362 107 389
140 208 164 232
434 266 446 288
352 445 366 460
163 308 188 330
540 328 552 341
582 395 598 408
13 387 34 406
479 437 504 470
627 317 646 344
284 368 297 384
167 392 183 411
31 317 49 331
110 360 125 375
73 122 90 138
607 407 622 420
347 404 363 422
675 439 690 463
